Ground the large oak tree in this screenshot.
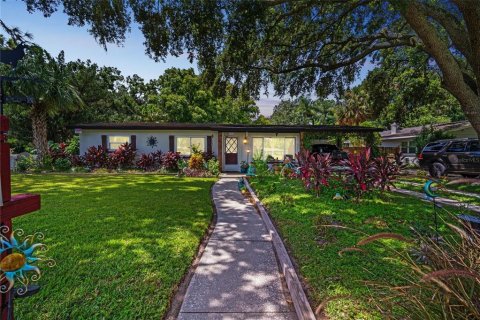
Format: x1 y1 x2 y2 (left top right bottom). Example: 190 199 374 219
18 0 480 136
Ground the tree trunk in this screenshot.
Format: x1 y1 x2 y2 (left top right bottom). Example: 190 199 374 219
31 104 49 163
401 1 480 137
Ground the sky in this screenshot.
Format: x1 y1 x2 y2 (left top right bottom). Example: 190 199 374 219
1 1 372 116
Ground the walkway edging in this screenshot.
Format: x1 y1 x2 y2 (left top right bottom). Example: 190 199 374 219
244 178 316 320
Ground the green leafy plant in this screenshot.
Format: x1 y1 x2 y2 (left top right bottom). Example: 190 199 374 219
65 136 80 155
53 158 72 172
207 158 220 176
16 155 36 173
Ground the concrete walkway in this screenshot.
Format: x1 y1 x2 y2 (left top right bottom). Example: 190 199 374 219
178 178 297 320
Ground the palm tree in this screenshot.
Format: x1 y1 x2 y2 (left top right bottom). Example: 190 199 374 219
13 46 83 161
336 90 370 126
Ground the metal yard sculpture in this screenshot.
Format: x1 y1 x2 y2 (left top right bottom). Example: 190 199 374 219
423 180 440 240
0 44 45 320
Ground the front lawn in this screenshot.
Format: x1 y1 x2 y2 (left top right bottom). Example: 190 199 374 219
249 175 459 319
11 174 215 319
398 175 480 194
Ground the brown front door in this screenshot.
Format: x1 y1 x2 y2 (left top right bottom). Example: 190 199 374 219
225 137 238 165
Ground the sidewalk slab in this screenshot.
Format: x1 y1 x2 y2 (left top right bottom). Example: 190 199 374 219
181 240 291 313
179 178 296 319
178 312 297 320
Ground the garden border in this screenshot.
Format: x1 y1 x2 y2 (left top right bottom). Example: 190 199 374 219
164 182 218 320
243 177 316 320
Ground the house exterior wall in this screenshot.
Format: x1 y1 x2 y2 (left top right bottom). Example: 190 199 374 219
78 129 304 171
220 132 301 172
79 129 218 156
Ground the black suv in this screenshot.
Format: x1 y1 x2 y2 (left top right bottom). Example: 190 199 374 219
418 138 480 178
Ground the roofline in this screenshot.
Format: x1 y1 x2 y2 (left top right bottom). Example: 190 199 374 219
71 122 384 133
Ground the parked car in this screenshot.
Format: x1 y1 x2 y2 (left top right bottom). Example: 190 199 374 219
311 144 348 161
418 138 480 178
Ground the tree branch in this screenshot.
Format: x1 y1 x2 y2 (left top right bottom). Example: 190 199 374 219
248 40 412 74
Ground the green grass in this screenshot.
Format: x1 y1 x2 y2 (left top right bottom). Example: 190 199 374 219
398 175 480 194
249 175 460 319
11 174 215 320
396 181 480 206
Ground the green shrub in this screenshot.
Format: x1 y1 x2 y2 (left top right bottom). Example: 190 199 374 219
16 155 35 172
53 158 72 171
207 158 220 176
65 135 80 155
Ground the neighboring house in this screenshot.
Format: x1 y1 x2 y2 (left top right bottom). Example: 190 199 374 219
74 122 381 172
380 120 476 158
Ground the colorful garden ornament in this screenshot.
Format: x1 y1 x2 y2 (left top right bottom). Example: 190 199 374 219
0 229 54 295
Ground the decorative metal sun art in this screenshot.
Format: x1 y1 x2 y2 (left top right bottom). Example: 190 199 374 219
146 136 158 148
0 227 55 294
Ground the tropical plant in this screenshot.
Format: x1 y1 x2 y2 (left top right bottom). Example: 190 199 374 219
162 152 181 171
341 148 375 199
111 143 136 169
188 153 204 170
136 153 155 171
296 149 314 191
12 46 84 161
152 150 163 166
84 145 108 169
371 156 400 192
310 153 333 197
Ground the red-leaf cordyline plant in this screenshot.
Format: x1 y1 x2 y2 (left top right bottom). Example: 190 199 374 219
338 216 480 319
341 148 375 200
84 145 108 169
372 156 400 192
310 153 333 197
136 153 155 171
295 149 314 191
112 142 136 168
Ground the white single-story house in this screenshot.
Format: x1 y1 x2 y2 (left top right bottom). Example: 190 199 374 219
74 122 381 172
380 120 476 157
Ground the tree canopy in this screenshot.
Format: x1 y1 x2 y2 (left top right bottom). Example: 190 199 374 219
16 0 480 136
270 97 336 125
1 42 258 152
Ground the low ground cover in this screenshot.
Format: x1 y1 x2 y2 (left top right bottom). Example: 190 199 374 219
11 174 215 319
249 174 461 319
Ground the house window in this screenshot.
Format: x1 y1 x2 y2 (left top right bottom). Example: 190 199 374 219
252 137 295 160
176 137 205 155
401 141 417 154
108 135 130 150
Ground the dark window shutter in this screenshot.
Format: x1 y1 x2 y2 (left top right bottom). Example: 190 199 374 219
207 136 212 154
169 135 175 152
101 135 108 150
130 135 137 150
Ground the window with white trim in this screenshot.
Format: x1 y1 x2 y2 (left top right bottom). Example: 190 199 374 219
401 141 417 154
252 137 295 160
108 135 130 150
176 137 206 155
